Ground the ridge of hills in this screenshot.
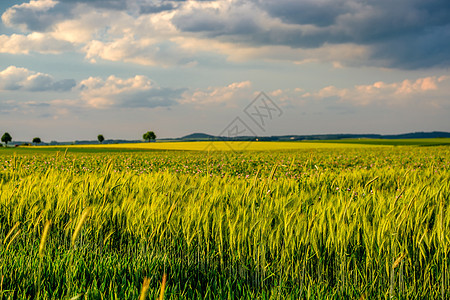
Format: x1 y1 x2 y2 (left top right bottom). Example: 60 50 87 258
5 131 450 146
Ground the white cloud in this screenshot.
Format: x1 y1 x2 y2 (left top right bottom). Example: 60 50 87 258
1 0 449 69
0 0 377 68
79 8 201 66
79 75 183 108
0 66 75 91
306 76 450 107
182 81 252 107
266 88 306 108
2 0 60 32
83 36 185 66
51 7 112 44
1 67 255 113
0 33 74 54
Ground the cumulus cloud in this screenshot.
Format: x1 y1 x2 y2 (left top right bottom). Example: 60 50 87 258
83 37 197 66
1 0 449 69
2 0 67 32
2 0 200 66
1 67 256 114
266 88 306 108
182 81 252 107
305 76 450 107
257 0 348 27
79 75 184 108
1 0 127 32
0 66 76 91
0 33 74 54
58 0 127 10
171 0 450 68
139 2 175 14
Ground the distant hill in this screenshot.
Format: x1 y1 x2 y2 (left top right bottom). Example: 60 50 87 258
175 131 450 141
180 133 216 140
381 132 450 139
6 131 450 146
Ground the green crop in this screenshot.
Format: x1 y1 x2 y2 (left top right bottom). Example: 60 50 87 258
0 145 449 299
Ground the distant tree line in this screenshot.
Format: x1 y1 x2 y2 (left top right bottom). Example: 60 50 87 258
1 132 42 147
1 131 157 147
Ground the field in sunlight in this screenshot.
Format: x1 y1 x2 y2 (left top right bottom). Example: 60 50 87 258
38 141 388 152
1 145 449 299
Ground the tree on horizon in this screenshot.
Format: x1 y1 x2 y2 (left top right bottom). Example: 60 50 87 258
32 137 42 145
2 132 12 146
143 131 156 142
98 134 105 144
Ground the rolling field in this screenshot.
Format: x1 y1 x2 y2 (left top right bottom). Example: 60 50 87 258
0 142 449 299
5 138 449 155
309 138 450 147
38 141 388 152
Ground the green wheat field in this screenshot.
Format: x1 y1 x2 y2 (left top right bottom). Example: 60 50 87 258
1 141 449 299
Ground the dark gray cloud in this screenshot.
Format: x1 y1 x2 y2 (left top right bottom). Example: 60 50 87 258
174 10 259 36
50 79 77 92
117 87 185 108
172 0 450 69
59 0 127 10
2 1 74 32
173 0 216 1
21 75 76 92
3 0 449 69
139 3 174 14
25 77 76 92
2 0 126 32
371 25 450 69
256 0 349 27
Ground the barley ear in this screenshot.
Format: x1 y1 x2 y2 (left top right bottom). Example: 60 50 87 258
138 277 150 300
39 220 52 257
3 222 20 245
392 253 406 269
158 273 167 300
72 207 91 246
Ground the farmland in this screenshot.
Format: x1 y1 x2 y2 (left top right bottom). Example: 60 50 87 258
0 142 449 299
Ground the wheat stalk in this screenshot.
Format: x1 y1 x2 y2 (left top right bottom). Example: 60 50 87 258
72 207 91 246
138 277 150 300
159 273 167 300
39 220 52 257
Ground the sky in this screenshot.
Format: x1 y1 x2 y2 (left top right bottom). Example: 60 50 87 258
0 0 449 141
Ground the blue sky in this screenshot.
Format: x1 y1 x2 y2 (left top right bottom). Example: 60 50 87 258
1 0 449 141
